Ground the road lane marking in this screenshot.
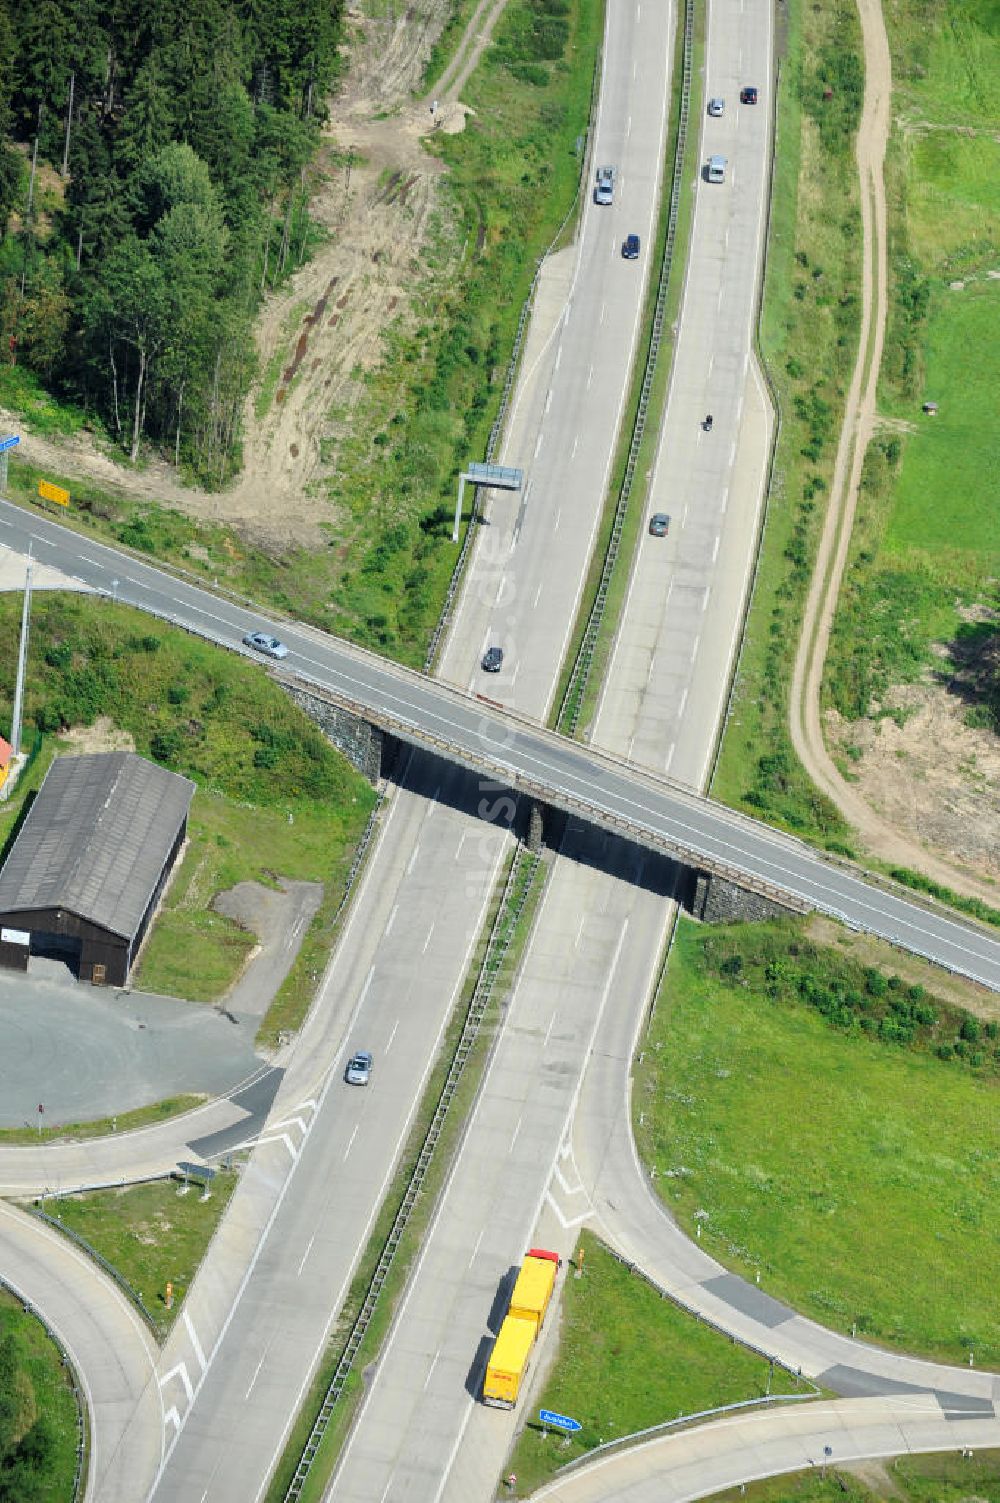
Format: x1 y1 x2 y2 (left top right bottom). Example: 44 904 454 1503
510 1115 523 1154
534 432 544 458
297 1236 316 1277
712 534 720 563
406 845 420 875
678 686 689 716
545 390 553 413
468 1228 485 1268
690 635 700 662
702 585 711 611
543 1011 557 1047
422 921 436 954
344 1125 359 1161
423 1352 440 1391
570 435 578 459
587 364 594 388
666 741 676 772
386 1019 399 1052
534 581 543 608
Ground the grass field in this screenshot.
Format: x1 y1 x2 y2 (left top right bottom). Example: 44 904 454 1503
635 917 1000 1366
507 1232 805 1498
0 1287 80 1501
711 1451 1000 1503
710 0 860 849
45 1172 238 1334
824 0 1000 729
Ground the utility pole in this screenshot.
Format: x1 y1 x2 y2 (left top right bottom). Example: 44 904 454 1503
11 554 33 757
62 72 75 177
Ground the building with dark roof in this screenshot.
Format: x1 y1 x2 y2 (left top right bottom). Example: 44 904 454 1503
0 752 195 986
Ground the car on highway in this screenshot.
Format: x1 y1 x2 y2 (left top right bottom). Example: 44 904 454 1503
345 1050 373 1086
621 233 640 260
707 155 727 184
740 85 759 104
243 630 289 659
482 646 504 673
648 512 671 538
593 165 615 205
707 97 725 117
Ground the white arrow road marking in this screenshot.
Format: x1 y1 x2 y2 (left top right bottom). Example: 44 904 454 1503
160 1362 195 1404
164 1406 182 1436
545 1191 593 1231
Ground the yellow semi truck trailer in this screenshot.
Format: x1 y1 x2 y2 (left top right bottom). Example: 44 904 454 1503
482 1247 559 1408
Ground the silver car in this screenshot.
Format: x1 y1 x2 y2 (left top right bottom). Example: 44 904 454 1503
345 1051 373 1086
707 97 725 117
243 631 289 660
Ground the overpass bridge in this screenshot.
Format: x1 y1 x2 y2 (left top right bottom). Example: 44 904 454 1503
1 495 998 991
285 663 1000 992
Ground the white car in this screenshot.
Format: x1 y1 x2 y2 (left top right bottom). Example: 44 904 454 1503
243 631 289 660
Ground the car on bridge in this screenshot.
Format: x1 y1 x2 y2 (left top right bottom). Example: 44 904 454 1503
481 646 504 673
243 630 289 659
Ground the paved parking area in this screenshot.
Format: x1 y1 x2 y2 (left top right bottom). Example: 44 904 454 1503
0 960 264 1127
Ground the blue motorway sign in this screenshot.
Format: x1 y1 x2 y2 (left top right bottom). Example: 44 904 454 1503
539 1409 582 1433
0 435 20 454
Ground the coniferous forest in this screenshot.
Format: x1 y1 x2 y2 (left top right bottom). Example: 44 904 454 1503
0 0 344 482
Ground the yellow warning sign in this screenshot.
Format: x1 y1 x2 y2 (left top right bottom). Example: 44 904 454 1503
38 479 70 506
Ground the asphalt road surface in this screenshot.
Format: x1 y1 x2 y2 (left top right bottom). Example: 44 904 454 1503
0 495 997 992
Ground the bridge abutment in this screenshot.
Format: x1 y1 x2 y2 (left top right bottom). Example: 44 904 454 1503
690 871 797 925
284 684 400 784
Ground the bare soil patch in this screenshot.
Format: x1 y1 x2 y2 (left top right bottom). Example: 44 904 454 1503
826 677 1000 890
57 717 136 755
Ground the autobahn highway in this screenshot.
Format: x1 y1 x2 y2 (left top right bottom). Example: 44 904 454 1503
0 0 996 1496
2 495 999 992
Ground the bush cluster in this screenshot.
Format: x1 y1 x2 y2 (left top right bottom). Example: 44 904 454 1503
702 924 1000 1073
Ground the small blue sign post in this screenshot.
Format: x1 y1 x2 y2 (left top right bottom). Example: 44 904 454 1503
0 435 19 496
539 1408 582 1435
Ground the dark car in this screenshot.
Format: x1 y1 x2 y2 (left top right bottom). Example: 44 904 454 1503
481 646 504 673
621 233 640 260
243 630 289 660
740 85 759 104
345 1050 373 1086
648 512 671 538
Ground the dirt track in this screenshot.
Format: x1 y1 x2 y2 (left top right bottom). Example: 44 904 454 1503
787 0 1000 907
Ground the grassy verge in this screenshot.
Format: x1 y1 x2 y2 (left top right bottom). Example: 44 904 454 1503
507 1231 807 1497
711 0 861 849
38 1172 238 1338
0 1096 203 1146
551 1 700 732
263 850 548 1503
0 594 375 1034
709 1451 1000 1503
0 1286 81 1502
636 915 1000 1366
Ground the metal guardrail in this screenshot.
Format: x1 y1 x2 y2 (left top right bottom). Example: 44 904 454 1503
31 1206 164 1335
1 1275 89 1500
282 846 542 1500
557 0 696 735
